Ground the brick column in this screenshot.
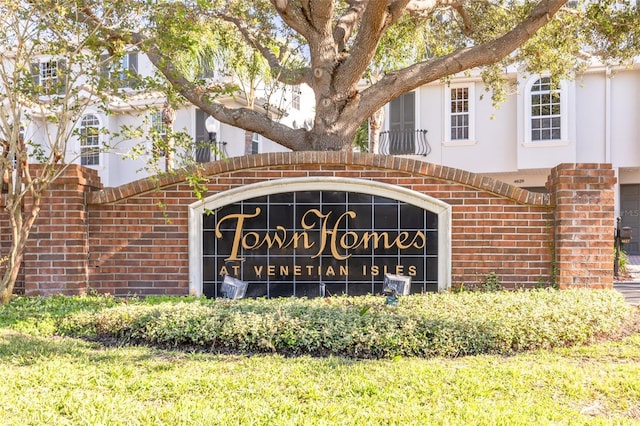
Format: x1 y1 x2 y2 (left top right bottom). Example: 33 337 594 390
23 165 102 295
547 163 616 289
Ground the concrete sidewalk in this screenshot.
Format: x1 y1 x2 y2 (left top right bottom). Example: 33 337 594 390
614 255 640 305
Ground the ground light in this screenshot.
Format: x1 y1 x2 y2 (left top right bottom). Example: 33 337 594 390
383 273 411 306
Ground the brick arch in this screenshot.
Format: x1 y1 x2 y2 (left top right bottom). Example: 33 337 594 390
86 152 550 207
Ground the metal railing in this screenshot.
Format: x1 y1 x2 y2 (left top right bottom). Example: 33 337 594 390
194 139 228 163
378 129 431 156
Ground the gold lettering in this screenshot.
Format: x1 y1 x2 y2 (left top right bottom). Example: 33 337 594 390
219 266 229 276
394 232 412 249
254 266 263 276
215 207 429 262
286 231 314 250
340 265 348 276
267 265 276 276
261 226 287 248
360 232 389 249
329 211 357 260
215 207 261 262
408 265 417 276
302 209 331 258
410 231 427 249
340 231 359 249
279 265 289 275
293 265 302 276
242 232 261 249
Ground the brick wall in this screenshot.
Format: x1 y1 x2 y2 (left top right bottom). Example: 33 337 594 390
22 165 102 295
2 153 615 296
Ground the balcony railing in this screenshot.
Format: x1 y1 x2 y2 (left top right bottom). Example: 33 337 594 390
194 139 228 163
378 129 430 156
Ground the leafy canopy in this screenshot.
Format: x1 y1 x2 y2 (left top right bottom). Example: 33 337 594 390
42 0 640 152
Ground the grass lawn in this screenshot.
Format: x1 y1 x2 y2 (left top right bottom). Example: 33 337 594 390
1 325 639 424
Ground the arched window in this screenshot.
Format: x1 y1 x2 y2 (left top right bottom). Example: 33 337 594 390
80 114 100 166
528 77 564 142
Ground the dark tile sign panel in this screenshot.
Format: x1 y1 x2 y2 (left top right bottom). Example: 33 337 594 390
202 191 438 298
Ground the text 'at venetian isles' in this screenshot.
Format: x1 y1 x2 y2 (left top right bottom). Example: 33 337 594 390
216 263 418 278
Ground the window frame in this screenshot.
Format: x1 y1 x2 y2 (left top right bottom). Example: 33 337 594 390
79 114 101 166
291 85 301 110
444 83 475 144
251 132 260 154
151 111 168 140
101 52 138 90
151 111 169 157
524 75 568 144
32 58 65 95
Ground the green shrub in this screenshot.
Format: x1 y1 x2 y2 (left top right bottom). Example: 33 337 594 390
619 248 629 274
481 271 504 292
0 294 121 334
56 289 631 359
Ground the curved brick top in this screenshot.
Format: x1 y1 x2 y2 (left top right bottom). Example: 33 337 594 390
85 152 551 206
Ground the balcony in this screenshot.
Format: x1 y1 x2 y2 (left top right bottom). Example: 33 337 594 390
194 139 228 163
378 129 431 156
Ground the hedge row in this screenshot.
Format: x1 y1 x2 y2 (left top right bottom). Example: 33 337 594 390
59 289 630 359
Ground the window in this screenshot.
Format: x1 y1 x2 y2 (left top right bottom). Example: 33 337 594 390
194 109 212 163
32 59 65 95
101 52 138 89
291 85 301 110
151 111 168 157
387 92 415 155
151 112 168 141
80 114 100 166
251 132 259 154
530 77 561 141
450 88 469 139
444 84 474 142
198 60 216 80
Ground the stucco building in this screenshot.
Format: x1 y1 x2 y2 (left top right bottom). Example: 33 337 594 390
380 63 640 253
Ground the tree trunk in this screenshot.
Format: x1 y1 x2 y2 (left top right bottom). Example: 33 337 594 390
369 107 385 154
0 190 41 305
0 250 23 304
165 134 175 171
307 130 354 151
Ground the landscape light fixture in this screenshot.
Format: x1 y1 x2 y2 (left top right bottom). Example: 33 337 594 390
383 273 412 306
220 275 248 299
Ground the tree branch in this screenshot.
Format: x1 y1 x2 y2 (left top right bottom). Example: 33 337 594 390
357 0 568 120
334 0 411 93
134 33 310 151
270 0 315 40
333 0 366 52
307 0 334 35
217 12 311 86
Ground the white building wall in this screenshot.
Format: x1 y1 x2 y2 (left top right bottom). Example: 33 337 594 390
443 81 518 174
575 70 607 163
416 84 443 163
610 69 640 168
416 79 518 174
